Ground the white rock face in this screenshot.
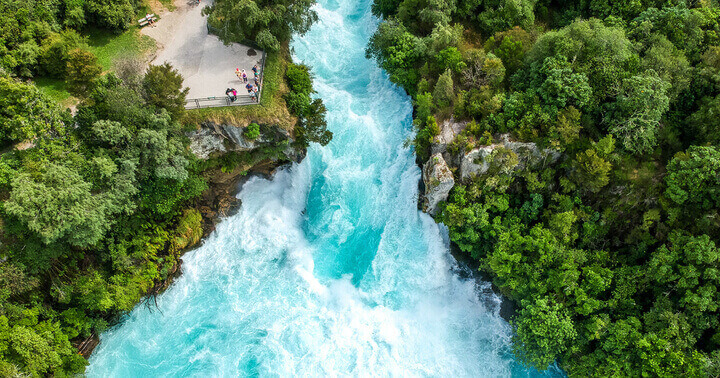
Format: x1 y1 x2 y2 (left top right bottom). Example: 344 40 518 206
188 128 226 159
459 134 562 181
422 153 455 215
459 145 496 181
188 122 307 163
431 116 468 155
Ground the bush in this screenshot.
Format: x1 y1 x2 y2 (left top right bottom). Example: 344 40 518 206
285 63 313 95
40 30 88 78
244 123 260 140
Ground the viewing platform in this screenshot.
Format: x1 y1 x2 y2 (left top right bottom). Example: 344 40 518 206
140 0 265 110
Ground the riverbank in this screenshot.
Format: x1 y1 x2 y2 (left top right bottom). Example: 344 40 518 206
0 0 331 373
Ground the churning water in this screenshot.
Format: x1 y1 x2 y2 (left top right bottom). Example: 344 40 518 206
87 0 563 376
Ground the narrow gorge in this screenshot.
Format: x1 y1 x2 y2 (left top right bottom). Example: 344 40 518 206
87 0 561 375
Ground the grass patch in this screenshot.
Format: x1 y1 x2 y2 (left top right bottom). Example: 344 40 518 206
86 27 157 71
259 48 282 106
33 26 157 108
34 77 78 108
182 45 296 131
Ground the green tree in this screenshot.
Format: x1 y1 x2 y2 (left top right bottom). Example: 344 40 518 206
424 23 464 56
366 20 421 91
285 63 313 94
551 106 581 148
534 57 592 110
606 71 670 155
39 30 88 78
297 98 332 146
84 0 137 30
142 63 189 118
525 19 637 101
283 63 332 147
5 163 109 247
688 94 720 146
513 297 577 369
63 0 87 28
205 0 318 51
0 75 69 145
435 47 466 74
664 146 720 232
396 0 456 33
571 148 612 193
477 0 537 35
433 68 454 107
648 232 720 330
65 48 102 97
641 35 690 101
372 0 403 17
493 35 525 76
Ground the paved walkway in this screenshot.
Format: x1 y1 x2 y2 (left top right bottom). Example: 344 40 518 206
141 0 263 100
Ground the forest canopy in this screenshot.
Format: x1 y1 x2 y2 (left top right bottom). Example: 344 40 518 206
203 0 318 51
0 0 326 375
368 0 720 375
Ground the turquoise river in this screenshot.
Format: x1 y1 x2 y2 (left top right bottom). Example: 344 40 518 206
87 0 564 375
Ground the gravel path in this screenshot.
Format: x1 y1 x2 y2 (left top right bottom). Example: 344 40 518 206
141 0 263 100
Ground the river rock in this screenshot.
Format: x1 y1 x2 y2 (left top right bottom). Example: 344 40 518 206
459 134 561 181
422 153 455 215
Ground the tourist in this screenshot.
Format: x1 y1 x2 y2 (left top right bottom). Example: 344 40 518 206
245 83 254 94
252 86 259 102
235 68 241 80
241 69 248 83
254 76 259 87
252 64 259 74
225 88 234 102
146 14 155 27
231 88 238 102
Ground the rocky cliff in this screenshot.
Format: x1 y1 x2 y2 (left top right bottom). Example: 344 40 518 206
187 121 305 233
189 121 305 162
422 153 454 215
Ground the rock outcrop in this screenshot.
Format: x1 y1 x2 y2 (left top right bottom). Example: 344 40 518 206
419 131 563 215
431 116 468 156
459 134 561 181
422 153 455 215
187 121 306 233
187 121 305 162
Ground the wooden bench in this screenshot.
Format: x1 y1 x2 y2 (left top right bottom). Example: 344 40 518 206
138 14 157 27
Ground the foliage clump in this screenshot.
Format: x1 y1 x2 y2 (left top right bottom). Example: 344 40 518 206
284 63 332 147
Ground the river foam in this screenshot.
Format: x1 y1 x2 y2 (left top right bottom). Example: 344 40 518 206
87 0 562 376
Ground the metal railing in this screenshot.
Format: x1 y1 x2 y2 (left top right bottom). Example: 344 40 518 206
185 95 258 109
